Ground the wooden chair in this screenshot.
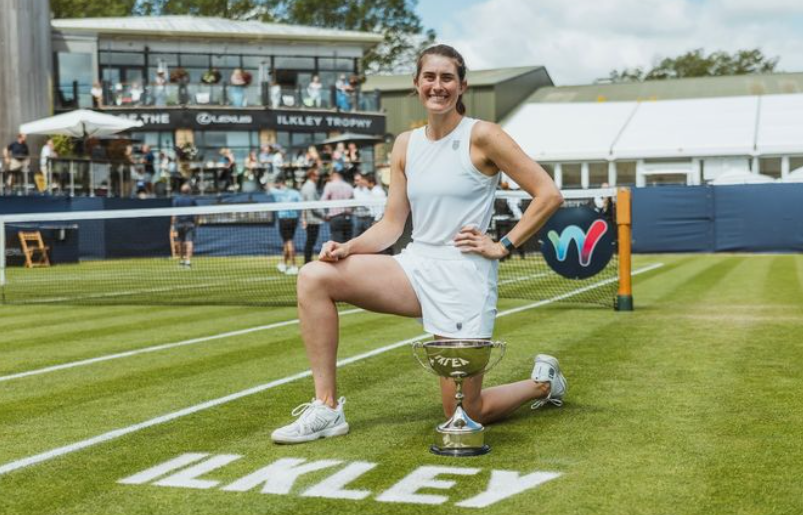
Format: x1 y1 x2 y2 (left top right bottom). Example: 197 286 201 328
18 231 50 268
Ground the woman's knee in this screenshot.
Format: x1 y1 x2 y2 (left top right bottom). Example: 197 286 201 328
298 261 336 297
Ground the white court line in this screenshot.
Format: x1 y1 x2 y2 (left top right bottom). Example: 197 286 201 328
0 308 364 383
11 275 285 304
498 273 549 285
0 262 664 476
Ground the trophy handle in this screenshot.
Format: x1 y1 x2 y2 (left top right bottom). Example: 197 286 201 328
411 341 440 376
483 341 507 374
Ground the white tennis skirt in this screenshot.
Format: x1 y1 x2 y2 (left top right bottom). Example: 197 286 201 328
393 241 498 338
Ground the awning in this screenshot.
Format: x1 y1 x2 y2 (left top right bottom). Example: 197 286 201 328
503 93 803 162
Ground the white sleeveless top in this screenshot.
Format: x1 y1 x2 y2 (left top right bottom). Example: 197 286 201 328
405 117 500 248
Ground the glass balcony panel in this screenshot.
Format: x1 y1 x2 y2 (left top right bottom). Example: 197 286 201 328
274 56 315 70
99 52 145 66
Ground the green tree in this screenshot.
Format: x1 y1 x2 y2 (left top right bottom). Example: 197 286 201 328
609 48 779 82
134 0 267 19
52 0 138 18
269 0 435 73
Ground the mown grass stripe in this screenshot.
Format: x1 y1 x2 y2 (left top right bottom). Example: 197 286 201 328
0 308 363 383
0 263 663 476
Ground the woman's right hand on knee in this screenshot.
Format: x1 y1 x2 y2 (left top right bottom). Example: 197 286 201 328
320 241 350 262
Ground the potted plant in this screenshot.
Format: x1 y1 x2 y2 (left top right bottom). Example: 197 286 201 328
170 67 190 84
201 69 221 84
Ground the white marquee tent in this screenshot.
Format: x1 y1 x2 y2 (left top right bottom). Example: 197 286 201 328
502 93 803 188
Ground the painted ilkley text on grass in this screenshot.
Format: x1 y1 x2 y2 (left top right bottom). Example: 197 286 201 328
119 453 561 508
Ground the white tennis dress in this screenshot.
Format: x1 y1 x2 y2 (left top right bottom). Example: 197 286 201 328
394 117 501 338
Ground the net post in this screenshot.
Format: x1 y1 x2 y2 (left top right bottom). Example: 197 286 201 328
615 187 634 311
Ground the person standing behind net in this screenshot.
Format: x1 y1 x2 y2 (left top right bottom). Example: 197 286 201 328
300 168 324 264
271 44 567 444
171 183 198 268
320 170 354 243
351 172 374 238
270 177 302 275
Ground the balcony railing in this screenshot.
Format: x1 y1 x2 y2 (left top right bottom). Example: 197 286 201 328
55 81 381 113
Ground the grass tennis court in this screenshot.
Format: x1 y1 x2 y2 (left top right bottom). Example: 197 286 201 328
1 254 802 514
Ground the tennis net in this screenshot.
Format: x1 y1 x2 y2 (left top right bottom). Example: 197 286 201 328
0 188 625 308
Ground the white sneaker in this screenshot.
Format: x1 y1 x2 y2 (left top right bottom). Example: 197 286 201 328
530 354 567 409
286 266 299 275
276 262 287 273
271 397 349 444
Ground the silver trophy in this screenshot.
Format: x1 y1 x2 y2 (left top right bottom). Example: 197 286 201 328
412 339 506 456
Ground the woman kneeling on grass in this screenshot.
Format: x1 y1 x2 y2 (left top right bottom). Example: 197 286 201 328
272 44 567 444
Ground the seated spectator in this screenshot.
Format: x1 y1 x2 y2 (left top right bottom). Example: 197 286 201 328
244 150 259 187
219 148 237 191
305 145 322 168
4 133 30 192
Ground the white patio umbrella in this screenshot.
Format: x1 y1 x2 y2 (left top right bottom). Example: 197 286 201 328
19 110 143 197
20 109 143 137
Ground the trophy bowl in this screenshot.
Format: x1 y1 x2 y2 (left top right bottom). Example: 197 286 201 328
412 339 506 457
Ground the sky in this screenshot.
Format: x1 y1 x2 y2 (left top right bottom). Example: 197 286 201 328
415 0 803 85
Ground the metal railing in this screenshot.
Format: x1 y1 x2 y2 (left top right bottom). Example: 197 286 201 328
55 81 382 113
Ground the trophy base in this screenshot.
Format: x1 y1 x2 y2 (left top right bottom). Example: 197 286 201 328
430 444 491 457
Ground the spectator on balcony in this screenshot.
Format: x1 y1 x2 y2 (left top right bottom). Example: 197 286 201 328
91 82 104 108
348 74 361 111
113 82 125 105
153 71 167 107
229 68 247 107
335 74 352 111
307 75 323 108
269 80 282 109
130 82 144 105
3 133 30 192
